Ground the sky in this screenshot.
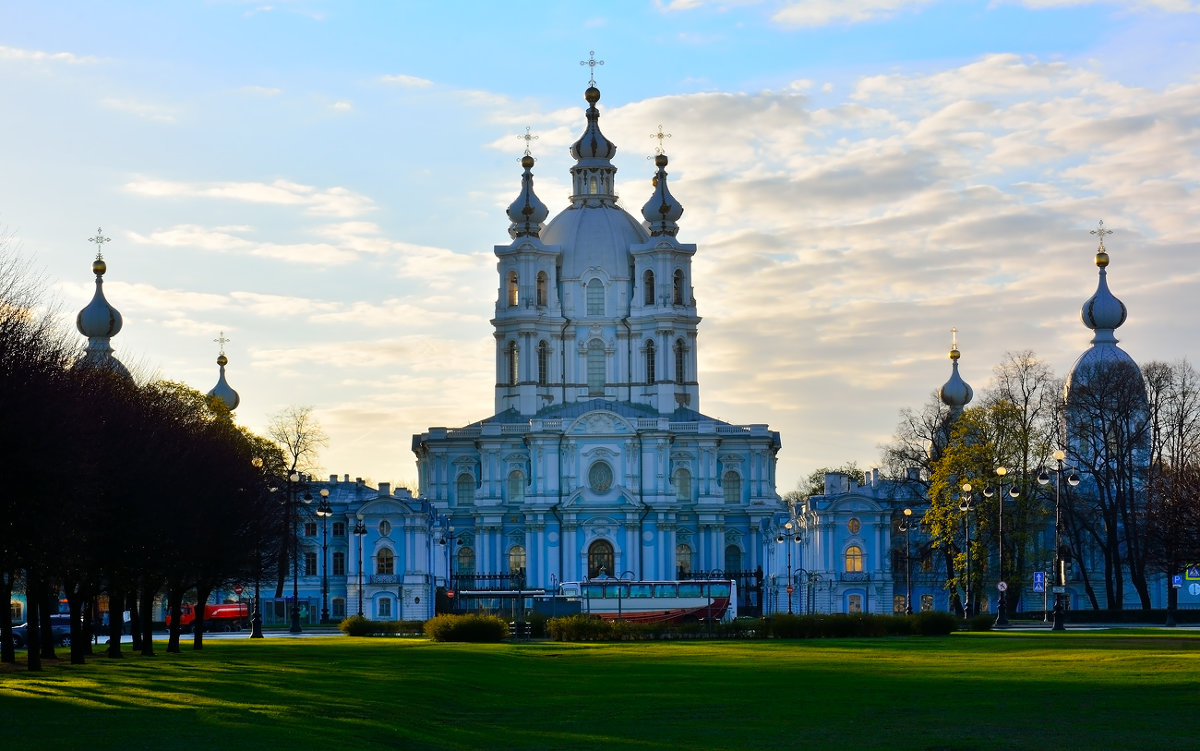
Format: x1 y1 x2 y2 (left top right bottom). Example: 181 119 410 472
2 0 1198 494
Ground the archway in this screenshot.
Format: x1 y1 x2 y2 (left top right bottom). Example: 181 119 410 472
588 539 614 579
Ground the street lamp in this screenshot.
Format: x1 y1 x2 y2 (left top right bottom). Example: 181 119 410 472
985 467 1020 628
249 457 268 639
959 487 976 621
1038 450 1079 632
315 488 332 624
353 512 368 617
288 474 313 634
898 508 914 615
775 516 803 614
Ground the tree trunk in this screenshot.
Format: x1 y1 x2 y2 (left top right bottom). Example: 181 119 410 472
25 572 42 672
106 589 124 658
139 584 157 656
166 588 184 654
193 584 213 651
0 571 15 664
65 587 87 665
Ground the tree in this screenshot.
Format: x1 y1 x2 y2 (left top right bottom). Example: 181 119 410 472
266 406 327 599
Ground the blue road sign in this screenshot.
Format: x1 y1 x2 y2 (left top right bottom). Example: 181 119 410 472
1172 574 1183 588
1032 571 1045 593
1186 565 1200 580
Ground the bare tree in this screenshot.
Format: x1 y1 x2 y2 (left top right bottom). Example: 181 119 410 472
267 405 328 475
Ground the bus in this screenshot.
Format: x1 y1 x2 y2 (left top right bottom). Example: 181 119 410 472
560 579 737 623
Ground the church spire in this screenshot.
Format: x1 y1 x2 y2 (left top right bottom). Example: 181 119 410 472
506 128 549 239
75 227 130 378
938 328 973 417
1079 219 1127 346
206 331 240 411
641 125 684 237
569 52 618 205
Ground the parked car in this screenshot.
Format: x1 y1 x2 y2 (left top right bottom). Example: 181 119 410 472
7 617 73 649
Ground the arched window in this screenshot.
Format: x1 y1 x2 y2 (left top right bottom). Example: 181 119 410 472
673 269 685 305
536 271 548 307
674 467 691 502
643 269 655 306
457 546 476 576
508 469 525 503
645 339 656 384
586 279 604 316
507 270 519 307
587 340 605 395
723 471 741 504
456 474 475 506
676 544 693 578
537 340 550 386
506 341 519 386
845 545 864 573
674 338 686 385
509 545 526 574
588 539 614 579
376 548 395 575
725 544 742 573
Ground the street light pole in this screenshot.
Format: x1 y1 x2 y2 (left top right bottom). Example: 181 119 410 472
316 489 332 624
1038 450 1078 632
898 508 914 614
987 467 1019 628
353 512 368 617
775 517 803 614
959 488 975 621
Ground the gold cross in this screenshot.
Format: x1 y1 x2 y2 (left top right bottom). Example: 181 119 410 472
88 227 111 260
518 126 538 157
214 331 230 355
650 124 672 155
951 327 958 350
1090 219 1113 250
580 50 604 86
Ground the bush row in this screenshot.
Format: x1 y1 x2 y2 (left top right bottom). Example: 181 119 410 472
338 615 426 637
423 614 509 642
546 611 962 641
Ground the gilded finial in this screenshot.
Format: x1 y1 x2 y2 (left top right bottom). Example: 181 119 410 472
1090 219 1113 267
518 126 538 164
949 327 960 360
580 50 604 87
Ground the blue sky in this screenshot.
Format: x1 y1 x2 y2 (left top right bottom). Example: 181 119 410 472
2 0 1198 491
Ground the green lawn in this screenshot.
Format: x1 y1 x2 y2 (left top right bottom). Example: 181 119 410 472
2 631 1198 750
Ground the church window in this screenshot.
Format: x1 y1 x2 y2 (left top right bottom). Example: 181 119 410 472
508 470 525 503
589 462 614 493
588 539 614 579
848 594 863 613
674 468 692 502
456 474 475 506
333 551 346 576
536 271 548 307
586 279 604 316
645 340 656 383
304 522 317 537
332 598 345 618
507 270 518 307
725 544 742 573
333 521 346 537
921 594 934 612
673 269 685 305
304 551 317 576
457 547 476 576
376 548 395 575
508 545 526 574
587 340 605 395
589 176 599 194
723 471 741 504
506 341 519 386
643 269 655 306
845 545 864 573
379 520 391 536
378 597 392 618
674 339 686 385
848 517 861 535
676 544 693 578
893 595 907 615
537 341 550 385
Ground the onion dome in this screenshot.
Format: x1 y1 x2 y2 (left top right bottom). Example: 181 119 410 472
206 333 240 411
938 329 973 415
75 228 131 378
567 85 619 203
506 153 549 239
642 153 684 237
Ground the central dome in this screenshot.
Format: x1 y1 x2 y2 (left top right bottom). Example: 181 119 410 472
542 203 649 281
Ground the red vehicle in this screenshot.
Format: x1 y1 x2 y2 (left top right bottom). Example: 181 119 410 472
166 602 249 632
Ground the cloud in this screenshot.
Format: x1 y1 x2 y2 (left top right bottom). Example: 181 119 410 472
238 85 282 97
124 178 377 218
0 45 103 64
771 0 937 27
331 100 352 111
379 73 434 88
100 97 177 123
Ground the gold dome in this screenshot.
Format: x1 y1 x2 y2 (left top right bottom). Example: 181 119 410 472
92 258 107 276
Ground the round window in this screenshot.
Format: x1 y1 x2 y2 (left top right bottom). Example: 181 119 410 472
379 520 391 536
589 462 614 492
848 517 861 535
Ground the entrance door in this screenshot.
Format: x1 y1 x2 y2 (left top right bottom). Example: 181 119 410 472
588 540 614 579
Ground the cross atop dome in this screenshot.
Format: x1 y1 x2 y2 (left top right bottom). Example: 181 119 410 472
650 124 672 156
88 227 111 261
518 126 538 158
1090 219 1113 251
580 50 604 87
214 331 230 356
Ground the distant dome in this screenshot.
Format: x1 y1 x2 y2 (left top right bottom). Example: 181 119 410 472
939 349 973 412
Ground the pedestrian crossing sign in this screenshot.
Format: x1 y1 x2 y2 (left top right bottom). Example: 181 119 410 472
1186 565 1200 581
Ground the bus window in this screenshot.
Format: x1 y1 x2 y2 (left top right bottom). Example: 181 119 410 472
710 583 731 597
629 584 652 598
604 584 628 598
583 584 605 599
678 583 702 598
654 583 677 597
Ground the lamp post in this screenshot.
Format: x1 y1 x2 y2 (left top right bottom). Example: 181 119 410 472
353 512 368 617
775 516 803 614
898 508 914 615
986 467 1019 628
286 472 313 634
1038 450 1079 632
249 457 268 639
315 489 332 624
958 488 976 621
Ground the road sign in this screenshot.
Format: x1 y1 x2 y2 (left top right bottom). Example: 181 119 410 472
1172 575 1183 589
233 585 243 595
447 590 455 598
997 581 1008 592
1032 571 1045 593
786 585 795 595
1052 586 1066 594
1186 565 1200 580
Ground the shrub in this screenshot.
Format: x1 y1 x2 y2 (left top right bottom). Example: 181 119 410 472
967 614 994 632
339 614 372 636
547 614 611 641
912 611 959 636
526 611 548 638
424 614 508 643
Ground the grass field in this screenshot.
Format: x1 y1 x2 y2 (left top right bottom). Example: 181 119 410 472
2 630 1198 750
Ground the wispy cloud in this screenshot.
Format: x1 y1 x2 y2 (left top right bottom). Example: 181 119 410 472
101 97 177 123
379 73 434 88
124 178 377 218
771 0 937 28
0 45 103 64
